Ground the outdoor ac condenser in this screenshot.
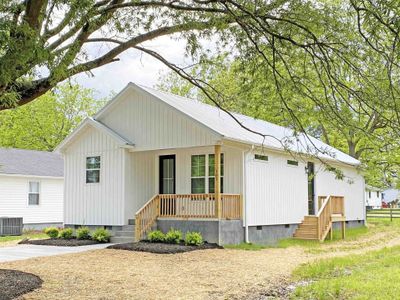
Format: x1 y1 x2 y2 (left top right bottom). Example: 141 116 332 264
0 217 23 236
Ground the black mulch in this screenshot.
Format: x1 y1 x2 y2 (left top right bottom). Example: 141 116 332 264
107 241 223 254
19 238 99 247
0 269 43 300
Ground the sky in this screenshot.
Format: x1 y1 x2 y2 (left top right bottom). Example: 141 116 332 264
72 36 192 99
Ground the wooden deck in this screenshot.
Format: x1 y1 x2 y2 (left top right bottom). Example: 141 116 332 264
294 195 346 241
135 193 242 241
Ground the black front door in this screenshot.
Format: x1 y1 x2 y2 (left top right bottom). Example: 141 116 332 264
307 162 315 215
159 155 176 194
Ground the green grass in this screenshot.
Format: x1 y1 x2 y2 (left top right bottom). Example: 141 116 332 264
0 231 47 243
291 245 400 299
224 242 267 251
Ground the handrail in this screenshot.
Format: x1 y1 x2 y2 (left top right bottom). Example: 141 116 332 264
135 195 159 242
317 195 331 217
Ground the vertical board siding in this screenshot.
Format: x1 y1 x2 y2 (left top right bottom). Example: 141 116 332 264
314 163 365 221
64 126 125 225
125 145 243 219
98 89 221 151
0 175 63 224
245 151 308 226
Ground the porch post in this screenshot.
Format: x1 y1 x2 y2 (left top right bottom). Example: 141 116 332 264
215 144 222 219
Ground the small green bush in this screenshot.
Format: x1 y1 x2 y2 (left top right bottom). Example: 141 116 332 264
92 228 111 243
185 231 203 246
44 227 59 239
148 230 165 243
76 227 91 240
58 228 74 239
165 229 182 244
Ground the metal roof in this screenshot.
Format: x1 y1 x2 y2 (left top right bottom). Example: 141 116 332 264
137 84 360 166
0 148 63 177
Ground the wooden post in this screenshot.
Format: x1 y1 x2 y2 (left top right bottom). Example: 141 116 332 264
215 145 221 219
391 209 393 222
341 221 346 239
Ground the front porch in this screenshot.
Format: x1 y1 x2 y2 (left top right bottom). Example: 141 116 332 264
135 193 242 241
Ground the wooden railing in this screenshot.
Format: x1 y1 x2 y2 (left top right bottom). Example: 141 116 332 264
135 193 242 241
135 195 159 242
316 195 345 241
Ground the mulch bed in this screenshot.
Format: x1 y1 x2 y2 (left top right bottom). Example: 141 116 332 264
19 238 99 247
108 241 222 254
0 269 43 300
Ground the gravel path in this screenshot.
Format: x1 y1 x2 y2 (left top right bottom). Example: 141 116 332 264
0 227 399 299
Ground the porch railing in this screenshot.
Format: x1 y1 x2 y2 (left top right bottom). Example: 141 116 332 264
316 195 345 241
135 193 242 241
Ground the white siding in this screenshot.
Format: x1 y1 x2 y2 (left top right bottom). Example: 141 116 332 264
0 175 63 224
245 151 308 226
64 126 126 225
125 145 243 217
98 88 221 151
314 163 365 220
365 190 382 208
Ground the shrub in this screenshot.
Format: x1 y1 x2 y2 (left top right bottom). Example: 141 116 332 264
92 228 111 243
185 232 203 246
58 228 74 239
44 227 59 239
148 230 165 243
165 229 182 244
76 227 91 240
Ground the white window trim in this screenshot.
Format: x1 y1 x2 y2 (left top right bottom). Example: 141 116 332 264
191 153 224 194
85 155 101 185
254 153 269 163
286 159 299 167
27 180 41 206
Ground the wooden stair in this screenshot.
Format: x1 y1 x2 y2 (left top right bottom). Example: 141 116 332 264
293 196 345 242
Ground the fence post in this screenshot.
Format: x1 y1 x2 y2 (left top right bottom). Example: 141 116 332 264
391 209 393 222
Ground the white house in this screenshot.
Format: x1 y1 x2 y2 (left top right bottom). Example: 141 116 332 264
365 185 383 209
382 189 400 208
57 83 365 245
0 148 64 230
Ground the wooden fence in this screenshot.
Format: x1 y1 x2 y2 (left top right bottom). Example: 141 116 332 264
367 209 400 221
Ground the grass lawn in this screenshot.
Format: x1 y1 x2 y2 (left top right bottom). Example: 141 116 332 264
292 245 400 299
0 231 47 245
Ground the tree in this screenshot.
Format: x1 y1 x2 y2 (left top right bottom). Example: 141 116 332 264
0 83 103 151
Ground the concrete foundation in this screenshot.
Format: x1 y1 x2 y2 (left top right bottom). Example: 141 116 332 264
248 224 299 245
23 222 63 231
157 219 243 245
333 219 365 230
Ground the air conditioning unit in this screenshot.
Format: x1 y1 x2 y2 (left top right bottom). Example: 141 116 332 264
0 217 23 236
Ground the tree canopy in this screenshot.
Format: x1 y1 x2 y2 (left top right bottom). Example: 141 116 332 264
0 83 103 151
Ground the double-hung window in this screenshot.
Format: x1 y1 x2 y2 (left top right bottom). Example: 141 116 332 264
208 153 224 193
190 154 224 194
86 156 100 183
28 181 40 205
191 155 206 193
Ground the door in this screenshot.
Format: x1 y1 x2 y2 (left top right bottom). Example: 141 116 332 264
307 162 315 215
159 155 176 194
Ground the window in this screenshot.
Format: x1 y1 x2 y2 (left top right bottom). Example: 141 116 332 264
86 156 100 183
255 154 269 161
287 160 299 166
208 153 224 193
28 182 40 205
368 191 371 198
191 155 206 193
377 191 380 198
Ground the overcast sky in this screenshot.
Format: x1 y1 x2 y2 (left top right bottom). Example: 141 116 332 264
72 36 192 99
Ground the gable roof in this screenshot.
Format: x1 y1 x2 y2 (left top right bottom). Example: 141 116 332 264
55 117 134 152
112 83 359 166
0 148 63 177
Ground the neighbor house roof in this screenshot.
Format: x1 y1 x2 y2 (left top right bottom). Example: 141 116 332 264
366 185 383 192
0 148 63 177
132 83 360 166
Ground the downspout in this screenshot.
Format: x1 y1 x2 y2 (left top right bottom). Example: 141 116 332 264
243 145 254 243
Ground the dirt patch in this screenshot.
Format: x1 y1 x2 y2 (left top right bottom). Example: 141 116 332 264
0 269 42 300
19 238 99 247
108 241 222 254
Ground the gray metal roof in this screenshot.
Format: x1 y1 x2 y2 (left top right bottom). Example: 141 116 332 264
0 148 63 177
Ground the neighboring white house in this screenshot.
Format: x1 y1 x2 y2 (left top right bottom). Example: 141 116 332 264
57 83 365 245
0 148 64 229
365 185 383 209
383 189 400 208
